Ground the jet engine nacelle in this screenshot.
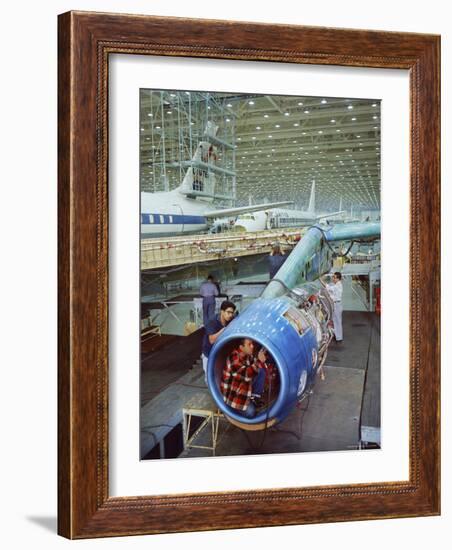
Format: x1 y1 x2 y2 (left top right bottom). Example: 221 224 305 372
207 286 333 430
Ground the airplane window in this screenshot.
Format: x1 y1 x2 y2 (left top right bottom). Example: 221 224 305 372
169 215 173 223
149 215 154 223
160 215 164 223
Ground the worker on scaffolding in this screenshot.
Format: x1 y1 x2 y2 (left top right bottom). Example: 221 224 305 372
199 274 219 326
268 242 287 279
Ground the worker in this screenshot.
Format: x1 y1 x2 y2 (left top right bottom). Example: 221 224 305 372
268 242 287 279
220 338 268 418
321 271 343 342
201 300 236 384
199 274 219 326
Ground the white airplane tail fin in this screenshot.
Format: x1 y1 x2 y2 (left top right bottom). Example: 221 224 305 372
177 122 238 201
179 139 217 199
307 180 316 214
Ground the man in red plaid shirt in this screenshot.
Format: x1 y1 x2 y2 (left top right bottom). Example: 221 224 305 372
221 338 273 418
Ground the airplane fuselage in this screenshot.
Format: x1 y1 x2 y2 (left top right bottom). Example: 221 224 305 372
234 208 340 232
140 190 294 237
141 190 212 237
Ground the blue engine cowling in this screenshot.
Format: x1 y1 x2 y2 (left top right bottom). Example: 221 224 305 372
206 296 320 429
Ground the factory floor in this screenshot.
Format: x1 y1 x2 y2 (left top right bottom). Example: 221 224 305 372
140 309 380 459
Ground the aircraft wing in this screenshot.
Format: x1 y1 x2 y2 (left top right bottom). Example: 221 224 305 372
204 201 294 219
317 210 346 221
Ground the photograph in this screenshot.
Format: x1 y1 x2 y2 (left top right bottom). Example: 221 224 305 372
139 89 382 460
54 7 440 538
1 0 446 545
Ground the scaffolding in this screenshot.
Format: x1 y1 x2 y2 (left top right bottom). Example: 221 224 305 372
140 90 237 205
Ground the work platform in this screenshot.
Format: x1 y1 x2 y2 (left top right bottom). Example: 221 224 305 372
141 228 306 270
140 310 380 459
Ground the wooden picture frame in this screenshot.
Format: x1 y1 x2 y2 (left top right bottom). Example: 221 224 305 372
58 11 440 538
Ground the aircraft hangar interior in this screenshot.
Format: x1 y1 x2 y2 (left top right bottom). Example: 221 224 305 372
139 90 381 460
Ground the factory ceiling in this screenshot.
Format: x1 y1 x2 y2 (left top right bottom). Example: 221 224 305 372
140 90 381 214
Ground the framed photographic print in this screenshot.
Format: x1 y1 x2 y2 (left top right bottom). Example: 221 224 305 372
58 11 440 538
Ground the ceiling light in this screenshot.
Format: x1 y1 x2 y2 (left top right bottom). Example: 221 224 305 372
275 124 280 128
249 100 255 105
227 103 232 107
298 102 303 106
330 119 336 123
321 99 327 104
256 126 261 130
148 113 153 117
304 110 310 114
347 105 353 110
264 114 269 118
284 112 290 116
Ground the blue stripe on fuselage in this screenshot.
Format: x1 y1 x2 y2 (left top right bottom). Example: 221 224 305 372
141 213 206 225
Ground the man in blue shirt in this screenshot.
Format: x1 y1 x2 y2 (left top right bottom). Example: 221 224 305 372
201 300 236 384
268 242 287 279
199 274 219 326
